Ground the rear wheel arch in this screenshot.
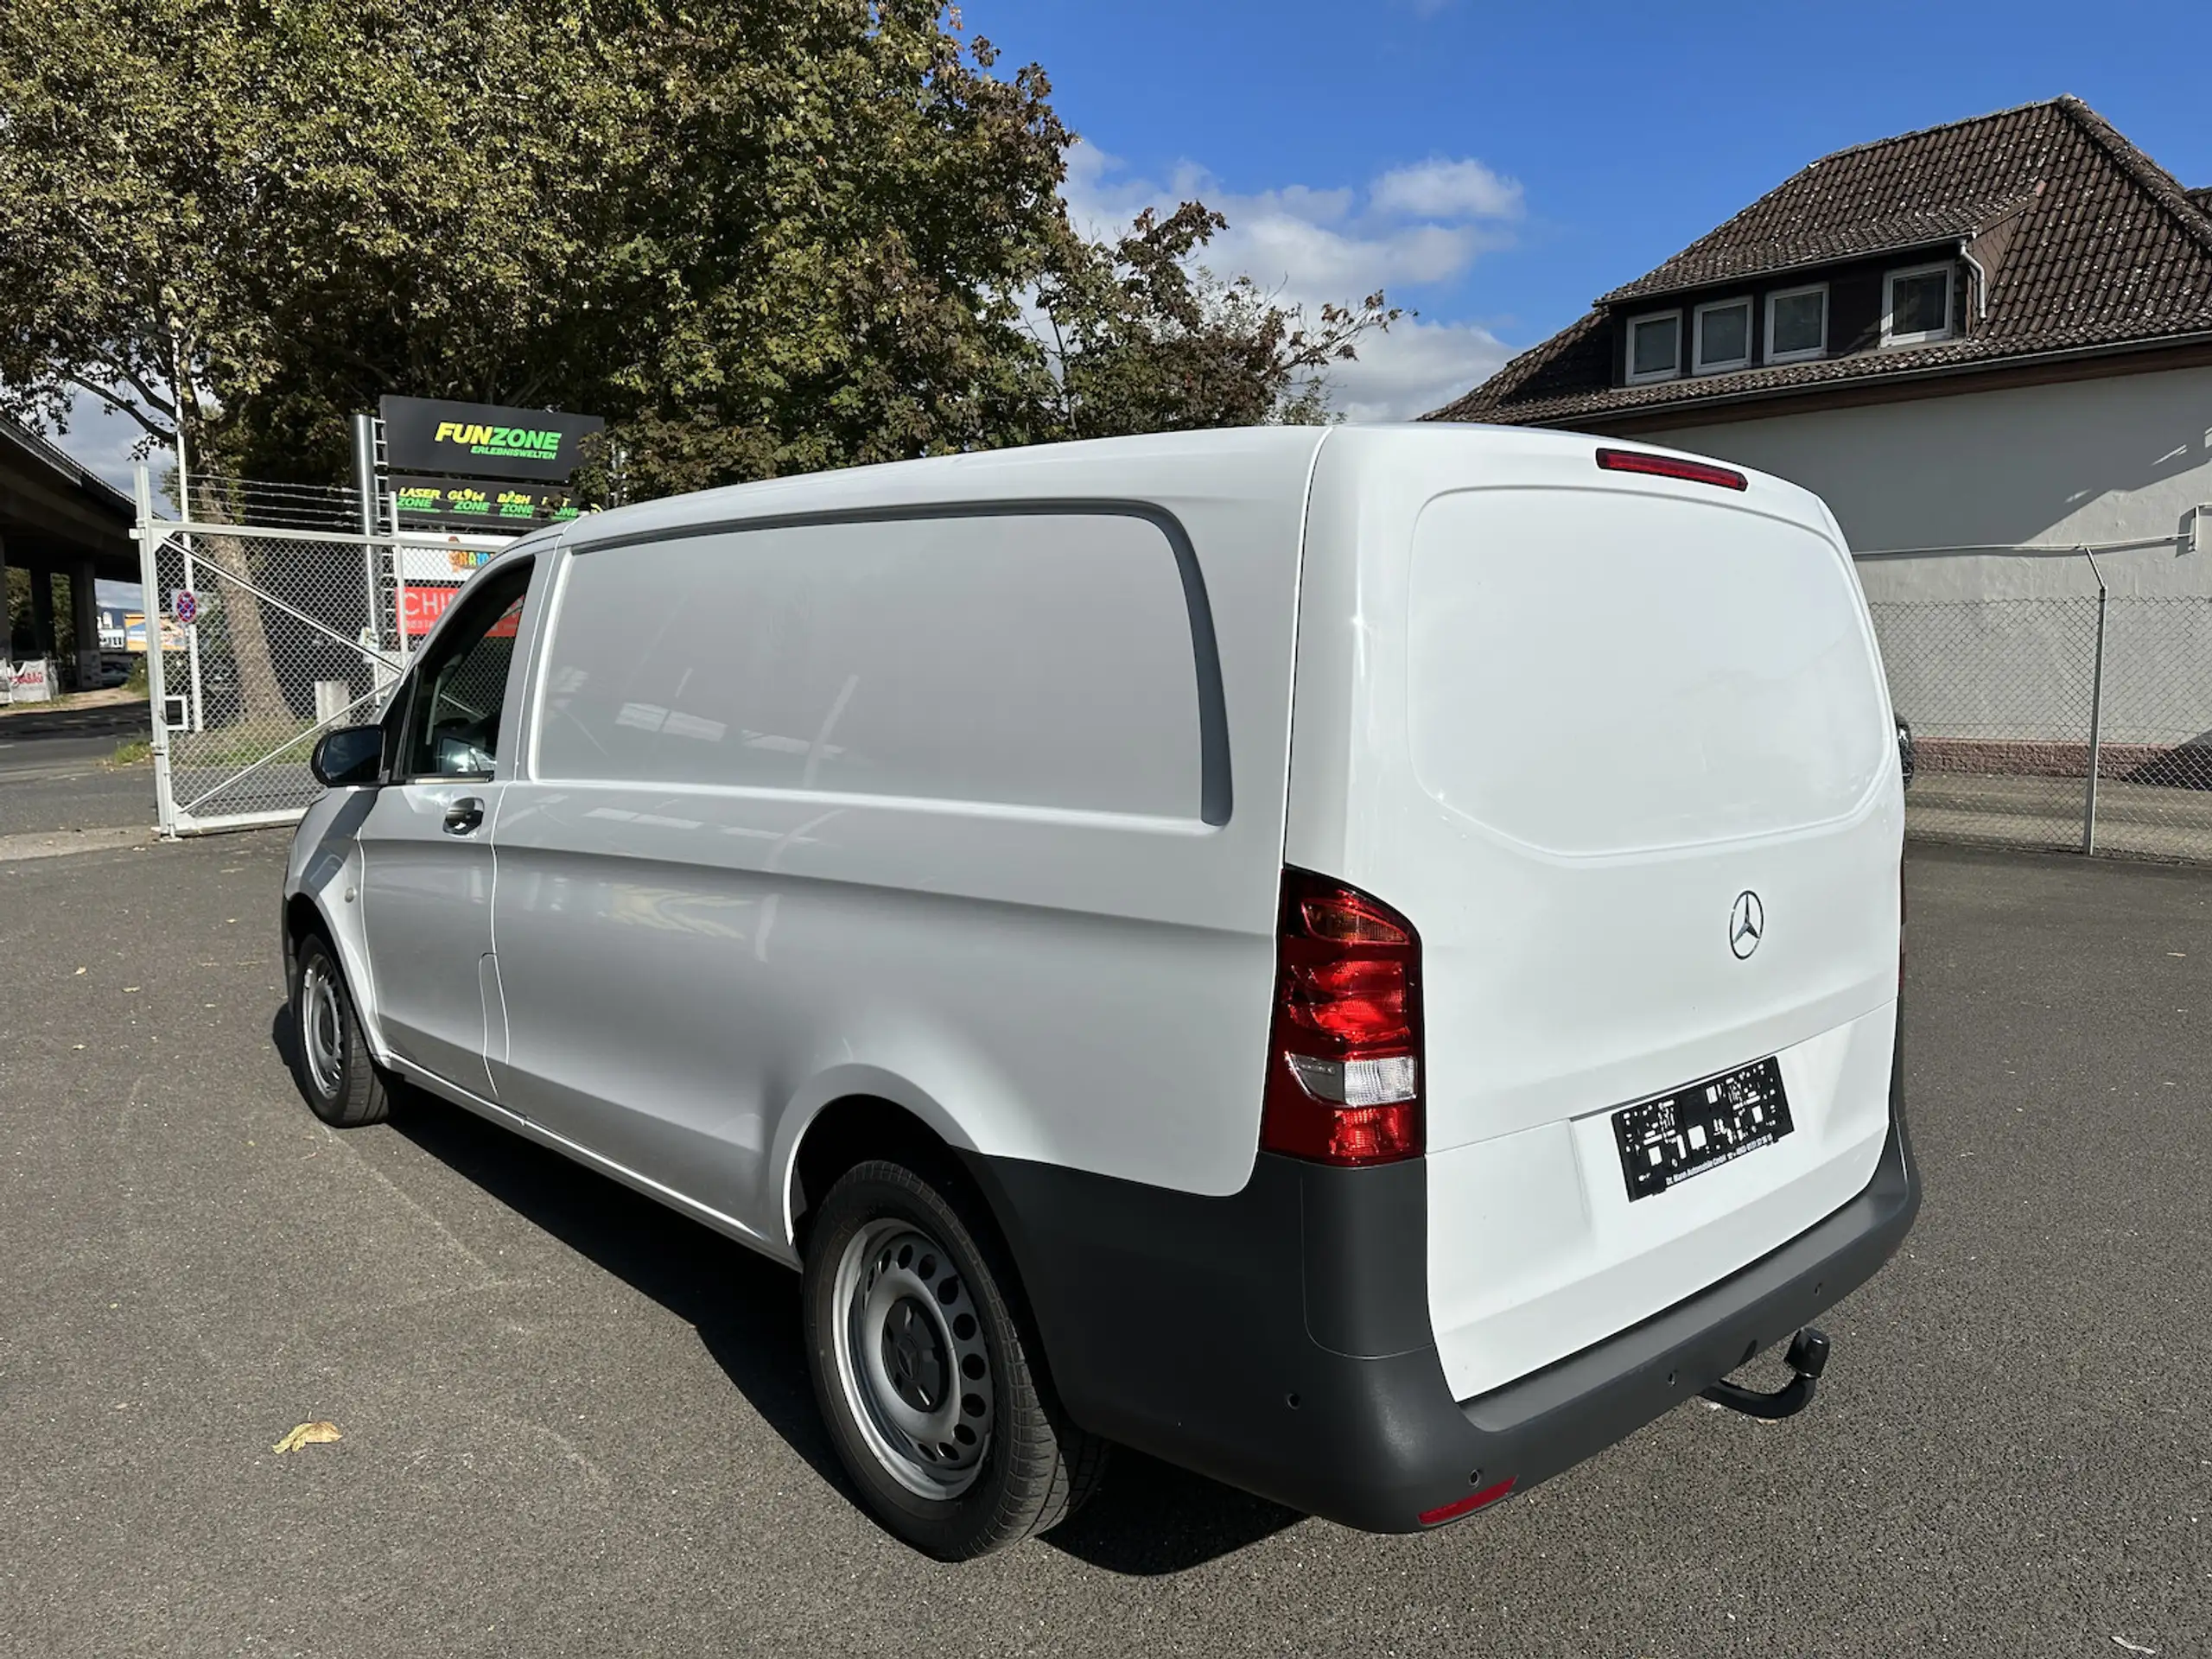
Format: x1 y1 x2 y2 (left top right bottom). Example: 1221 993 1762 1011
785 1096 1054 1386
790 1096 977 1249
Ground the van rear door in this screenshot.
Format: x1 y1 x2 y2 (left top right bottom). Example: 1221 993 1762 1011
1288 428 1904 1403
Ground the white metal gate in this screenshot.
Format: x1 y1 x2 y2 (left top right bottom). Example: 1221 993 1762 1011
131 464 512 836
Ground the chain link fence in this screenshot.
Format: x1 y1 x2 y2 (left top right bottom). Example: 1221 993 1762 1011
136 466 509 834
1871 588 2212 861
133 468 2212 861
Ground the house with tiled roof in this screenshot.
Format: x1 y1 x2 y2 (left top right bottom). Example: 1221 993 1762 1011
1429 97 2212 602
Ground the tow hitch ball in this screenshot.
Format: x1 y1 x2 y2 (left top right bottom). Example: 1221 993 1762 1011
1701 1326 1830 1421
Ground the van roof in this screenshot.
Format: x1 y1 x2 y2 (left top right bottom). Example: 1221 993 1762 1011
557 423 1829 552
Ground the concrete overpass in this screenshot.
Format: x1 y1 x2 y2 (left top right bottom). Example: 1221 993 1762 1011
0 416 137 687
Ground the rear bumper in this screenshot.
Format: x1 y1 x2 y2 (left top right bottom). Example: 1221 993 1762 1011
965 1037 1918 1533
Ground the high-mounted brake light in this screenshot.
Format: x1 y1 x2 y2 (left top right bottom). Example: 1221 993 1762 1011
1595 447 1747 492
1259 870 1423 1166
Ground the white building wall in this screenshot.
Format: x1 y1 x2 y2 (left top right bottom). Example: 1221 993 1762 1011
1636 365 2212 750
1637 362 2212 601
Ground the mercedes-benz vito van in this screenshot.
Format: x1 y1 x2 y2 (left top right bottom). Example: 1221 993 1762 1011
283 424 1917 1559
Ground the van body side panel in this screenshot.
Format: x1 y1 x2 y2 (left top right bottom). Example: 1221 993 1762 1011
1288 426 1905 1402
490 434 1324 1242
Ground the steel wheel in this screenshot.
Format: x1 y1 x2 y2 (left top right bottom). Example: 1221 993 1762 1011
299 957 346 1099
288 932 390 1128
830 1217 996 1499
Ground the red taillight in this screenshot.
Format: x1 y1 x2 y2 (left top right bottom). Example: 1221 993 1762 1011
1419 1476 1516 1526
1259 869 1422 1166
1595 447 1747 491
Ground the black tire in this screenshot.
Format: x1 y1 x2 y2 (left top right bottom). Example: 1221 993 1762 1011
802 1158 1107 1559
289 932 391 1128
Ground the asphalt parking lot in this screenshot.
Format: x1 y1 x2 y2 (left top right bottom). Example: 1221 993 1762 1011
2 833 2206 1657
0 696 151 838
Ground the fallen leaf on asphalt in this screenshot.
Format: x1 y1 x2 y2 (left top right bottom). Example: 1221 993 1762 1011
271 1421 343 1454
73 967 86 976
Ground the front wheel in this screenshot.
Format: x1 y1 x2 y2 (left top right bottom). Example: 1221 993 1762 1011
289 932 390 1128
802 1159 1106 1558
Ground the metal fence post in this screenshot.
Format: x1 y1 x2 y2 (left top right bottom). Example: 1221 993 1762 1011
353 413 382 645
386 485 410 666
134 464 180 837
2082 549 2107 856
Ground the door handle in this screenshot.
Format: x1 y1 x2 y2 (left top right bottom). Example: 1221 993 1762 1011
443 798 486 836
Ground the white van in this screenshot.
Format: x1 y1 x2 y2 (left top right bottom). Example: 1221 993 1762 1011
283 424 1917 1558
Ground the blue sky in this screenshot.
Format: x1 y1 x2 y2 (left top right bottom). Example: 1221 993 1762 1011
54 0 2212 491
966 0 2212 420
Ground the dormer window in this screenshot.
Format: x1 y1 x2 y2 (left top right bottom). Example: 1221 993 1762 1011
1882 262 1955 345
1627 311 1682 383
1765 283 1828 362
1692 298 1752 373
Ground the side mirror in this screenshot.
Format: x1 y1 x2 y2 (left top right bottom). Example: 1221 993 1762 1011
1895 716 1915 791
311 723 385 789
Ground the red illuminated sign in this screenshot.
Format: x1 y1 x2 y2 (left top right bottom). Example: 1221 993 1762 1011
404 583 461 637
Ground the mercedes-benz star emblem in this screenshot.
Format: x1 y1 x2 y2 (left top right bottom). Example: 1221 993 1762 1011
1729 891 1764 960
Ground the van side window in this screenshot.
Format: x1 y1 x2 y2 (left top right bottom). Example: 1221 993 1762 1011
398 564 533 780
535 512 1206 817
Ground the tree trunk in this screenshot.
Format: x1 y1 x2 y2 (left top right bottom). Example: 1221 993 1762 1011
189 476 290 731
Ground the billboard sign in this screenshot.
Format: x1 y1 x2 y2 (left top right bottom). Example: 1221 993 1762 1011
397 542 499 584
404 585 461 638
401 581 525 640
123 612 185 652
392 475 582 531
379 397 604 482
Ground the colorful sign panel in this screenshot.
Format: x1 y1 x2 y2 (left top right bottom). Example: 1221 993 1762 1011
397 543 500 584
392 475 582 531
122 613 185 652
379 397 604 483
401 579 524 641
404 585 461 638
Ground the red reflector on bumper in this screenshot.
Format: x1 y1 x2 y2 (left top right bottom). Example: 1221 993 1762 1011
1418 1476 1516 1526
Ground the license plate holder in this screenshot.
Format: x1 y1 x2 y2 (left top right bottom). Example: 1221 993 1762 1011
1612 1057 1793 1201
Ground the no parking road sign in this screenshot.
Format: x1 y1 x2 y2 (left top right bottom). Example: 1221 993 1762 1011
170 589 198 626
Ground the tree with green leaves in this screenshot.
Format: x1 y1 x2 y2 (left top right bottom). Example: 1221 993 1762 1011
1033 202 1399 442
0 0 1395 512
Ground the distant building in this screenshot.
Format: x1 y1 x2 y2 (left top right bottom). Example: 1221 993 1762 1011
1430 97 2212 603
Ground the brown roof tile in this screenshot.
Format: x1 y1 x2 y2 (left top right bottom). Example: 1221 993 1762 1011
1432 98 2212 427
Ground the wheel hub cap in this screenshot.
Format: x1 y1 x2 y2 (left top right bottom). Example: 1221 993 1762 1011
880 1296 946 1411
831 1220 996 1499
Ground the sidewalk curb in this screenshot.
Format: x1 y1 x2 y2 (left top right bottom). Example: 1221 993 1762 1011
0 826 156 862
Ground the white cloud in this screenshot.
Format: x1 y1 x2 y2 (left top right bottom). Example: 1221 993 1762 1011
1060 143 1517 419
1325 316 1511 424
51 389 162 494
1370 157 1524 222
